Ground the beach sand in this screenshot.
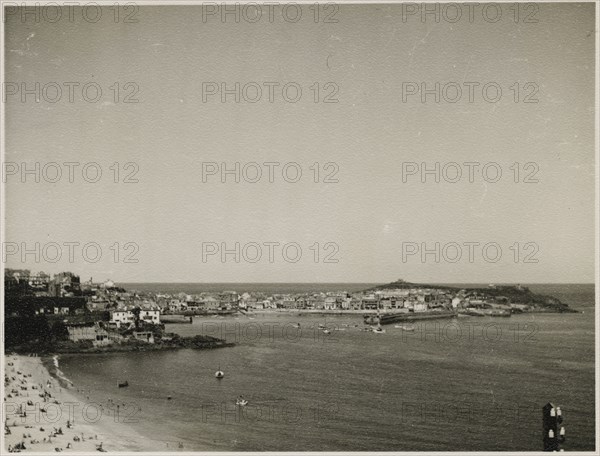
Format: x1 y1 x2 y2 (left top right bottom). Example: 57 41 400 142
3 354 156 452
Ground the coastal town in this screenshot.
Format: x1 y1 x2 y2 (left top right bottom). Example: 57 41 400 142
4 269 574 352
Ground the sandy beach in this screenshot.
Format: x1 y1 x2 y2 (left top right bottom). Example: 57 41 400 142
3 354 156 453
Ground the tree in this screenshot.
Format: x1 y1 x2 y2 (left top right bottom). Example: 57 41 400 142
132 307 141 330
51 321 69 342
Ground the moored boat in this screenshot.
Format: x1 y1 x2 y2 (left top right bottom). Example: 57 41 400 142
371 323 386 334
394 324 415 331
489 309 512 317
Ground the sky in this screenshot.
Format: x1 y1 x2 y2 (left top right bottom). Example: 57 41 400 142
2 3 596 283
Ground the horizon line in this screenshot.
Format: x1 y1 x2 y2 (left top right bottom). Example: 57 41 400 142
114 281 596 285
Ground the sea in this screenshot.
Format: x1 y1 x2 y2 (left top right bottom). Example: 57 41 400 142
57 283 596 451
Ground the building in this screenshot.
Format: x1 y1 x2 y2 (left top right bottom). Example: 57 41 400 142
133 331 155 344
414 302 428 312
140 308 160 324
361 295 379 310
87 298 111 311
220 291 239 309
110 307 161 328
49 272 81 297
349 298 362 310
67 323 111 346
110 310 134 328
311 298 326 310
29 272 50 290
202 296 221 310
324 297 339 310
186 302 203 312
280 298 297 309
168 299 187 313
380 298 393 310
4 296 87 317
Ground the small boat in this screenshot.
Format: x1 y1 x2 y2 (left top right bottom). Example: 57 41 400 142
461 308 486 317
489 309 512 317
394 324 415 331
236 398 248 406
322 329 331 335
118 381 129 388
215 365 224 379
372 324 386 334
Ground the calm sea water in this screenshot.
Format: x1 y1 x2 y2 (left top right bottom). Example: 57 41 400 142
59 284 596 451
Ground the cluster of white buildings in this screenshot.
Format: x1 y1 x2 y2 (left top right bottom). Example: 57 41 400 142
109 304 161 328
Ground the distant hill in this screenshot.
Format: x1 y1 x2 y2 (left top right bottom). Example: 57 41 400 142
364 280 576 312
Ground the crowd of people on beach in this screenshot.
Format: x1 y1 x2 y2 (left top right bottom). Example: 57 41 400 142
4 356 106 453
4 354 187 452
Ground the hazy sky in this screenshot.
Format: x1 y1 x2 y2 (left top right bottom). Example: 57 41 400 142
3 3 596 283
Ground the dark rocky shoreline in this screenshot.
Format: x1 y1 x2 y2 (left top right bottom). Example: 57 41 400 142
9 334 234 355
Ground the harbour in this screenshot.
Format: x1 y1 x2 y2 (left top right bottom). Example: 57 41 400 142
2 1 596 452
364 310 458 325
50 284 594 451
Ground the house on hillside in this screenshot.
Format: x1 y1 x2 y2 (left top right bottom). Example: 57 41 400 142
67 323 112 346
133 331 155 344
